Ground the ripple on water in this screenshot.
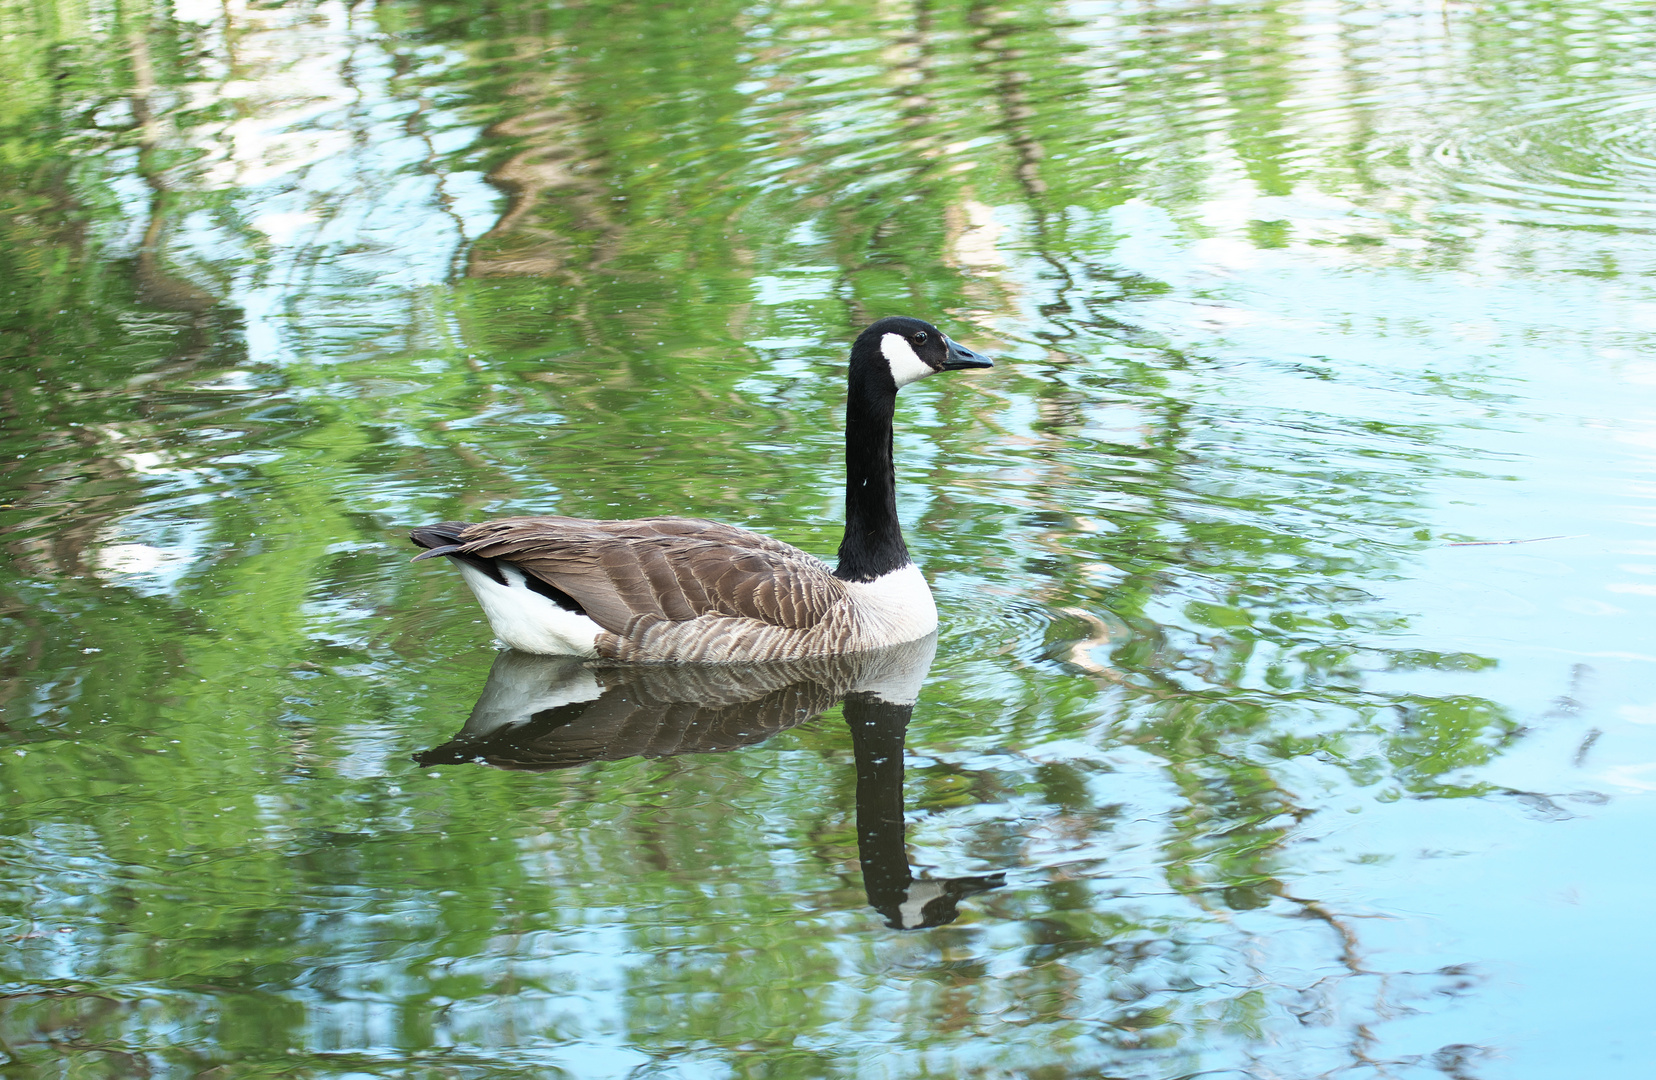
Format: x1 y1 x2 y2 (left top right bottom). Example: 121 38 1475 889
1422 88 1656 231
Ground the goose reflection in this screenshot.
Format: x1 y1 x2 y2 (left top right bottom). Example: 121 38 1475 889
416 634 1003 928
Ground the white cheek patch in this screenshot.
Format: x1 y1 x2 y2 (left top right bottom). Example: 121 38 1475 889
880 332 936 387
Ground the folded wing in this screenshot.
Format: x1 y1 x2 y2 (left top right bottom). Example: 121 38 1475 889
431 516 847 634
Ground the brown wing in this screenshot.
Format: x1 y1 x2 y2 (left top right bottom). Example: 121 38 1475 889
443 516 847 635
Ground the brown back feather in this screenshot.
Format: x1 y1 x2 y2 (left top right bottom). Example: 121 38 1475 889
446 516 846 634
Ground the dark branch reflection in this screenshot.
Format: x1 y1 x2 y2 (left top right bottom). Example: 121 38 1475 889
416 635 1003 928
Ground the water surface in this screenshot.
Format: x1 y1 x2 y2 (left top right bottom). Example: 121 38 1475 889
4 0 1656 1076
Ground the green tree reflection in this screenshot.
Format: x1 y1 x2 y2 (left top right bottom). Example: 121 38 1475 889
1 0 1596 1076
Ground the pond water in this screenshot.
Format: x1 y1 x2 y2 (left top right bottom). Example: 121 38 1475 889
4 0 1656 1075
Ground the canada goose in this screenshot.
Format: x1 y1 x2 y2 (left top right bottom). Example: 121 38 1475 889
410 317 992 662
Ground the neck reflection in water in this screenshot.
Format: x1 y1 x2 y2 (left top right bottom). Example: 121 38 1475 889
416 634 1003 929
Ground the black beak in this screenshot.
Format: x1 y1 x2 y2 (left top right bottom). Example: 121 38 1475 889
940 337 994 371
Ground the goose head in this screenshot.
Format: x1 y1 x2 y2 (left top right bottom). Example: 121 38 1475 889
853 316 993 390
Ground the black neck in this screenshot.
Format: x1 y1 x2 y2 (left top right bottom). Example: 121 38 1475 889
835 366 909 582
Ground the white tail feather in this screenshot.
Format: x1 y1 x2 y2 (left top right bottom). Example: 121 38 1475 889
454 562 602 657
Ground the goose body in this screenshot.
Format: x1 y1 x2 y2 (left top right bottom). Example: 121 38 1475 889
410 317 992 662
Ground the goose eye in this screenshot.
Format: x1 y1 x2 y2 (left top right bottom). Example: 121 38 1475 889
913 331 929 343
